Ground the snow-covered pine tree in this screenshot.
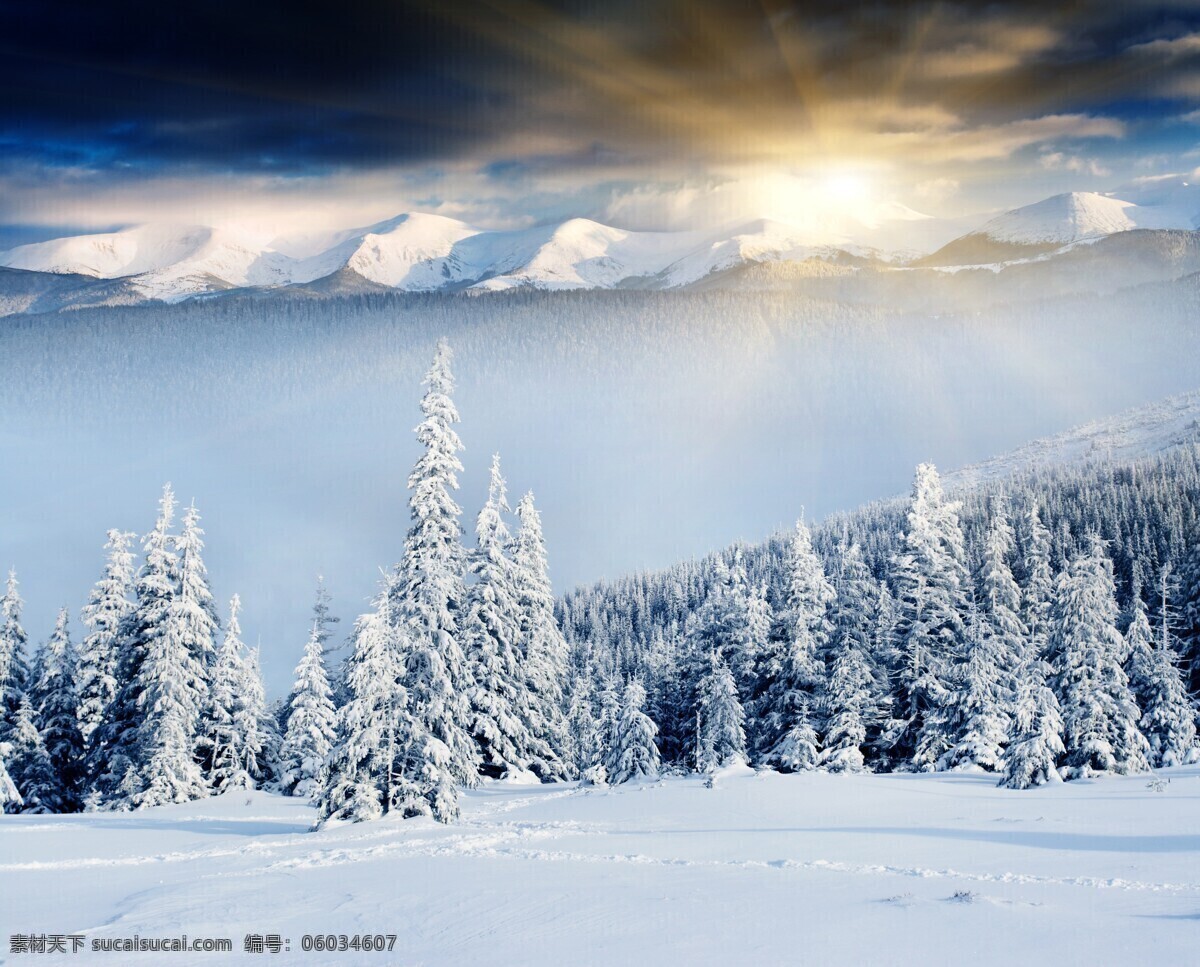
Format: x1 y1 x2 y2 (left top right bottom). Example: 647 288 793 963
563 671 598 779
998 657 1064 789
279 621 338 800
390 339 478 789
204 597 247 793
30 608 84 811
0 569 30 743
511 491 568 779
6 698 57 813
317 594 401 825
1021 502 1054 661
176 501 219 671
77 530 136 745
176 502 217 775
607 679 661 783
208 597 276 793
978 497 1027 692
888 463 969 770
463 457 545 779
0 745 21 811
753 518 833 767
770 697 820 772
818 542 883 773
687 552 759 696
938 607 1009 773
695 651 747 773
1125 594 1156 712
89 485 181 806
235 644 274 786
1136 567 1197 767
1051 535 1151 779
594 676 622 777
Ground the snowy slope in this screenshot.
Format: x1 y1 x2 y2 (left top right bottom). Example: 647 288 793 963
926 184 1200 266
4 768 1200 966
945 389 1200 490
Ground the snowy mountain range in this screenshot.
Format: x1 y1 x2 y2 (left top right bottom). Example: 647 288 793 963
4 178 1200 307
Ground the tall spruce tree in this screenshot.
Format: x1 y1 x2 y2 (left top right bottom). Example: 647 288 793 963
939 608 1009 773
511 491 569 779
1021 502 1055 662
77 530 136 745
607 679 661 783
563 671 598 779
1136 568 1197 767
205 597 268 792
280 621 338 800
318 593 401 825
1052 536 1150 779
390 339 478 790
818 541 881 773
31 608 84 811
696 652 747 772
999 657 1065 789
90 485 182 806
463 457 545 779
754 518 833 766
7 698 57 813
889 463 969 770
0 745 21 811
0 570 30 744
979 498 1027 694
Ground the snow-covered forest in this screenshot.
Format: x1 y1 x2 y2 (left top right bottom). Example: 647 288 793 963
4 333 1200 822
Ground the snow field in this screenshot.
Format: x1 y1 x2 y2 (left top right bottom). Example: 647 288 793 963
4 766 1200 966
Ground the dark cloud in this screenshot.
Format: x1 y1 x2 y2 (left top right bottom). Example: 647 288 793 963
0 1 1198 197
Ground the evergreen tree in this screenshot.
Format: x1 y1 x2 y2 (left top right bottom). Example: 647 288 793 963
999 657 1065 789
176 502 220 671
317 596 400 825
888 464 969 770
511 491 569 779
0 746 20 811
77 530 136 745
817 542 881 773
7 698 57 813
939 609 1009 773
695 652 747 772
463 457 545 779
1021 502 1055 661
595 676 622 776
563 671 598 779
608 680 661 783
204 597 247 793
770 697 820 772
1137 568 1197 767
390 339 478 789
753 518 832 765
280 622 338 800
31 608 84 810
0 570 30 743
235 644 274 787
89 485 183 806
820 650 875 774
1125 595 1156 712
687 552 759 694
1052 536 1151 779
979 497 1027 687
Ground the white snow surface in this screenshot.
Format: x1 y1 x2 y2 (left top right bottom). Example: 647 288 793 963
4 767 1200 965
945 388 1200 490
